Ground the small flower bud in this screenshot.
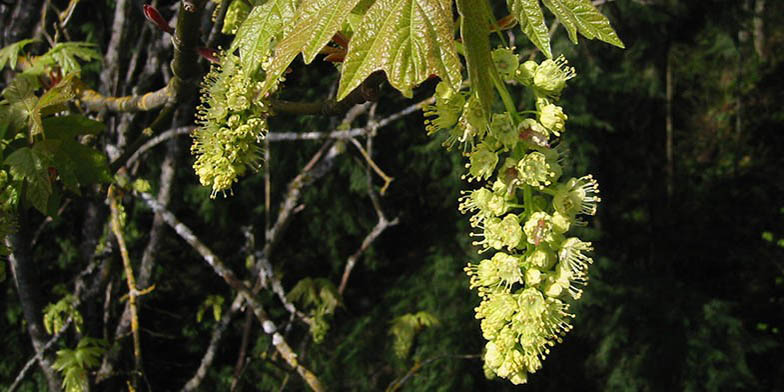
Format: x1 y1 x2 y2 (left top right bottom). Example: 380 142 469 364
143 5 174 35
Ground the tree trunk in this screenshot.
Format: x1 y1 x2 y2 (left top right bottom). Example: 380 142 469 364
8 210 61 391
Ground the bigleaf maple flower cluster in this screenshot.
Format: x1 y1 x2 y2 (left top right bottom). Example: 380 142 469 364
192 52 270 198
427 51 600 384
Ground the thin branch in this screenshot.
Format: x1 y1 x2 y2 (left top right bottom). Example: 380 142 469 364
269 71 384 116
386 354 482 392
137 191 325 392
338 213 399 294
347 137 394 195
181 294 245 392
125 126 193 167
230 227 258 390
8 246 104 392
109 186 144 389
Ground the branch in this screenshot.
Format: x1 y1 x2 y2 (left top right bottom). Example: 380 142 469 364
386 354 481 392
7 210 61 391
181 294 245 392
76 84 171 113
270 71 385 116
137 191 325 392
109 186 145 389
125 126 193 168
8 253 105 391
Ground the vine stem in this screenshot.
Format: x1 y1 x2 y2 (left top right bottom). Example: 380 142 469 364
108 186 144 389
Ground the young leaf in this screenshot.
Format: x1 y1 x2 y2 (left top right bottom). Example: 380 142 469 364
222 0 252 35
260 0 361 96
44 42 101 74
337 0 462 100
4 147 52 213
456 0 500 115
229 0 297 75
30 73 78 137
541 0 624 48
507 0 552 59
0 39 36 71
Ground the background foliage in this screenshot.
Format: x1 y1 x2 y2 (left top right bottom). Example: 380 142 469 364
1 0 783 390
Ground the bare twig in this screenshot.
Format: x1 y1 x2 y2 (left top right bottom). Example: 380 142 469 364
125 126 193 167
109 186 144 389
386 354 481 392
137 192 325 392
8 249 105 391
269 71 384 116
181 294 245 392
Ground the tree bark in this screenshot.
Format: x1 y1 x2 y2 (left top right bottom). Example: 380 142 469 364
8 210 61 391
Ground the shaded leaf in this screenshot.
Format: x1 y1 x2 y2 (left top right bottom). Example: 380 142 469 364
260 0 361 96
43 114 105 140
4 147 51 213
59 139 112 185
542 0 624 48
337 0 462 100
508 0 552 58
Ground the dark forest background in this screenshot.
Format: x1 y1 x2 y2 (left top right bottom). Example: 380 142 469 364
2 0 783 390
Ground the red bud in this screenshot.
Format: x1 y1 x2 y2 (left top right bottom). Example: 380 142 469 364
143 4 174 34
332 32 349 49
323 53 345 63
197 47 220 64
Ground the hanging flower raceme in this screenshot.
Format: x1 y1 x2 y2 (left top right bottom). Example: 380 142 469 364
191 52 270 198
425 54 600 384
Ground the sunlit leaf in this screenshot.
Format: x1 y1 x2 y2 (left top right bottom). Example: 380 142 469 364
260 0 361 96
542 0 624 48
230 0 297 75
337 0 461 99
0 39 36 71
508 0 552 58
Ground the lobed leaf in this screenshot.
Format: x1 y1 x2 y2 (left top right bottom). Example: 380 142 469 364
542 0 624 48
45 42 102 74
42 114 105 140
337 0 462 100
260 0 361 96
229 0 297 74
508 0 552 58
0 39 36 71
3 147 51 213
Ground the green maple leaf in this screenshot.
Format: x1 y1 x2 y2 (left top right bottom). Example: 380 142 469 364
31 73 78 137
42 114 105 140
44 42 101 74
456 0 501 115
4 147 51 214
229 0 297 75
336 0 462 100
541 0 624 48
260 0 361 96
0 39 36 71
508 0 552 58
